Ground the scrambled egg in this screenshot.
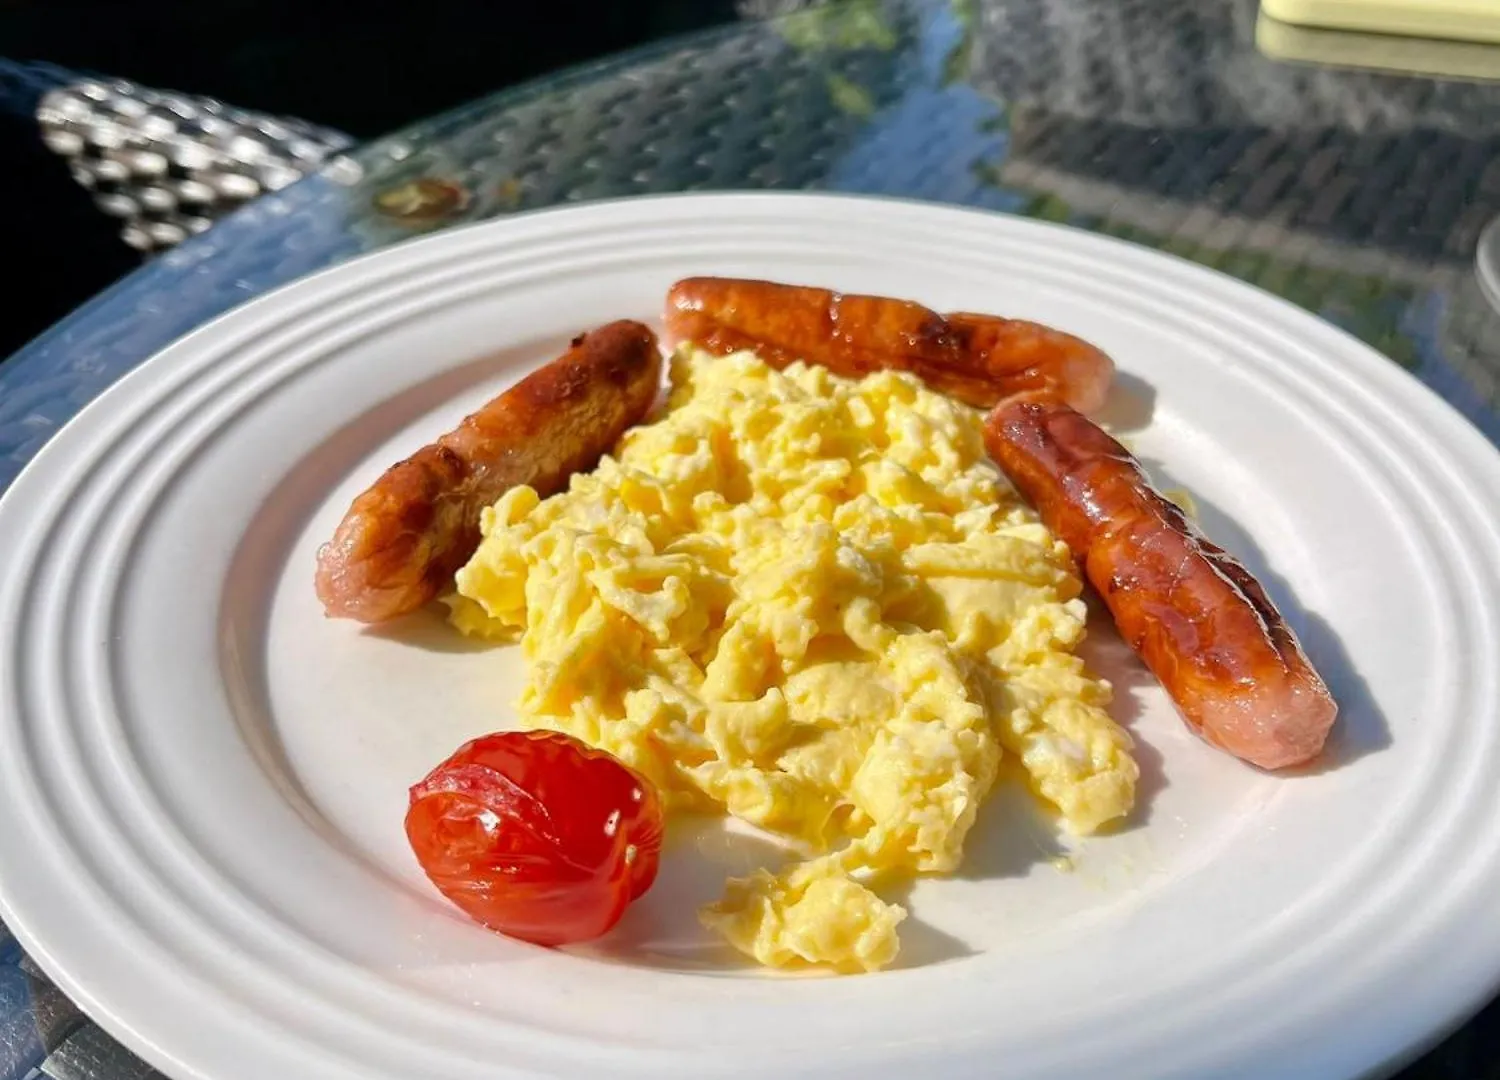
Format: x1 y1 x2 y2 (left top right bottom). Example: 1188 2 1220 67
449 347 1138 973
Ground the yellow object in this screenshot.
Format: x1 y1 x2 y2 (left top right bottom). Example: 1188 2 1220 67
1261 0 1500 45
1256 9 1500 78
451 348 1138 972
1162 487 1199 524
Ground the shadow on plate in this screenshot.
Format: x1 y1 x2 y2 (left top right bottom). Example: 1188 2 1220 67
877 889 978 970
356 605 500 653
569 818 797 975
954 764 1067 881
586 819 973 973
1094 370 1157 435
1134 453 1392 773
1074 611 1169 830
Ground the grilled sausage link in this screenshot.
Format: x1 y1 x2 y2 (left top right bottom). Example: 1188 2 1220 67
664 277 1113 413
316 320 662 623
984 399 1338 770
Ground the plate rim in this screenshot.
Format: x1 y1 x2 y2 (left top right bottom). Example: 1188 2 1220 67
6 188 1500 499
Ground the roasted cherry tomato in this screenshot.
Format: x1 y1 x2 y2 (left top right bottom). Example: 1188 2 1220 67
405 729 664 946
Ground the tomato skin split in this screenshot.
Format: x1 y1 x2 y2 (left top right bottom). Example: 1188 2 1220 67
406 730 665 946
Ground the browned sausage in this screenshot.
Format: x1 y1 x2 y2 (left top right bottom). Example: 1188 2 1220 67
984 399 1338 770
663 277 1113 413
315 320 662 623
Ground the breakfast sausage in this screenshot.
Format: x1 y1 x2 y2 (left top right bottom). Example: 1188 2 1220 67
315 320 663 623
983 399 1338 770
663 277 1113 413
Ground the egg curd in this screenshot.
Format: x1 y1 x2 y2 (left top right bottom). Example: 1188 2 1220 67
448 347 1138 973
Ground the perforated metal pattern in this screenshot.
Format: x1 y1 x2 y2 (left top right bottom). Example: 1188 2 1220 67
37 78 352 252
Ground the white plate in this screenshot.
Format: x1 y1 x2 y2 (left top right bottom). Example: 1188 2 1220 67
2 193 1499 1080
